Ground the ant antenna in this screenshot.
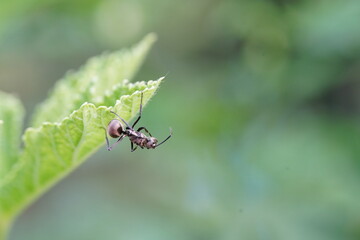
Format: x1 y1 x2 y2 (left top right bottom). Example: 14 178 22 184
163 71 170 78
110 111 131 128
155 128 172 148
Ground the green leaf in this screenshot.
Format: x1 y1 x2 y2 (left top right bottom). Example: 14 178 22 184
0 79 162 221
0 92 24 178
0 34 163 239
32 33 157 127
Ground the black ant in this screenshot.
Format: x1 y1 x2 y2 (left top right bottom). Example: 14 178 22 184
105 92 172 152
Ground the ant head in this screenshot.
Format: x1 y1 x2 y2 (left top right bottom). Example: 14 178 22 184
107 120 124 138
147 137 158 149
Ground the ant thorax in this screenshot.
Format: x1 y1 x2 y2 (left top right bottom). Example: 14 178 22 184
127 129 158 149
125 128 139 138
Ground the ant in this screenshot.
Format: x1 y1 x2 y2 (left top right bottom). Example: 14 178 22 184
105 92 172 152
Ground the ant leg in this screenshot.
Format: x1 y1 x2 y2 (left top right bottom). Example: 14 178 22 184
104 129 111 150
137 127 152 137
108 135 125 151
132 92 143 128
110 111 131 128
155 128 173 148
131 142 138 152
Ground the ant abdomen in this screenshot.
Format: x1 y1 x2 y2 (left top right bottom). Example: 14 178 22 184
107 120 123 138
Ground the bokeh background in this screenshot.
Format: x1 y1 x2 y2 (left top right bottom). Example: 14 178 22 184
1 0 360 239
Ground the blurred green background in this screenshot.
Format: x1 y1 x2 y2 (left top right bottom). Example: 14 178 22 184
1 0 360 239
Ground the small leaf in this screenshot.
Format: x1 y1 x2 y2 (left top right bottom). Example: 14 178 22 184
0 91 24 178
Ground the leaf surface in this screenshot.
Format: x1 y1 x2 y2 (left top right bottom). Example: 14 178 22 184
32 33 157 127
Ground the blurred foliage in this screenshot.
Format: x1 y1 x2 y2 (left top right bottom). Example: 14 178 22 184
0 0 359 239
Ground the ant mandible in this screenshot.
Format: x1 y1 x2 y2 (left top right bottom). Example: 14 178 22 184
105 92 172 152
